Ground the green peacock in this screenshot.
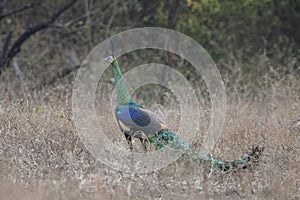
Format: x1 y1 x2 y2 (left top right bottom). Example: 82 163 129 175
105 55 264 172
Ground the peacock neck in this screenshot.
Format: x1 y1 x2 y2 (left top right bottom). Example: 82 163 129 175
111 58 131 105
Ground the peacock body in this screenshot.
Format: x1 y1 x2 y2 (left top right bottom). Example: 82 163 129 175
105 55 263 171
105 56 169 150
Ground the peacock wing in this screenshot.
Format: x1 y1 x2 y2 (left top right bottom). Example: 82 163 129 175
117 105 166 138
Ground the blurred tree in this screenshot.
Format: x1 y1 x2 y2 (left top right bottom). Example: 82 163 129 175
0 0 78 71
0 0 299 97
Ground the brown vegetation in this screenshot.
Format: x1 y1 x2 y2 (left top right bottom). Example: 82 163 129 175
0 76 299 199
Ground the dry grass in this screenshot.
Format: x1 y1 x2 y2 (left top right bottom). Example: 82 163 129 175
0 77 300 200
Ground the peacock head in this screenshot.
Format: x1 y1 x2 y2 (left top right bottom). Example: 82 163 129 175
104 55 115 64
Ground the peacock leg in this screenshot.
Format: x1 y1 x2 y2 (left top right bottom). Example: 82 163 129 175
139 138 148 152
124 132 133 151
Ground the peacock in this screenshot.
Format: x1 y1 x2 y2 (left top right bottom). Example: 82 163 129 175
105 55 264 172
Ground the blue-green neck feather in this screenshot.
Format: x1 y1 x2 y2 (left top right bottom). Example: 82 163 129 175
111 58 131 105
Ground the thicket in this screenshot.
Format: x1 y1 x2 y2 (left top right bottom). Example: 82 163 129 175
0 0 299 101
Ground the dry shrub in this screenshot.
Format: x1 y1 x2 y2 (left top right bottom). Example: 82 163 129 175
0 73 299 199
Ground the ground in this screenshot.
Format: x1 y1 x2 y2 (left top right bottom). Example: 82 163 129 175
0 83 299 199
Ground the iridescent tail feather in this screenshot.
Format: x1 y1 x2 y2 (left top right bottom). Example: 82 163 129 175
148 129 264 172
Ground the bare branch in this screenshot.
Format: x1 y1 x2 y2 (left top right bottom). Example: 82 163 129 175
105 2 116 37
12 58 24 78
51 10 98 29
0 0 9 10
0 1 41 22
167 0 180 28
0 0 78 71
65 50 80 67
0 31 12 67
47 0 77 24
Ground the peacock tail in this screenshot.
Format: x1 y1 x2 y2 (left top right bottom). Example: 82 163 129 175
148 129 263 171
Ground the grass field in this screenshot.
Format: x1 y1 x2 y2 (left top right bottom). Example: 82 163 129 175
0 74 299 200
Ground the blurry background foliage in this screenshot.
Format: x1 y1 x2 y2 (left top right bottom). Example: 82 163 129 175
0 0 299 103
